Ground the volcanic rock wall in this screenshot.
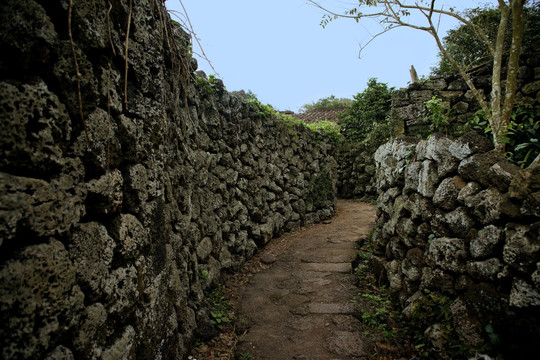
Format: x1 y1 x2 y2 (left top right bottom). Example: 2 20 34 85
392 44 540 138
339 43 540 200
336 141 377 199
372 133 540 356
0 1 337 358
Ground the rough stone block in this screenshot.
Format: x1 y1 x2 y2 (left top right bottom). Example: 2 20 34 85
418 160 439 198
470 225 503 259
444 207 475 237
433 176 463 210
0 81 70 175
467 258 503 281
86 170 123 215
450 298 484 347
70 222 116 297
510 278 540 307
503 223 540 273
425 237 467 273
472 188 503 224
458 150 505 186
0 240 84 359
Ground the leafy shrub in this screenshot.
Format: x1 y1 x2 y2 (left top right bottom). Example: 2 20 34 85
245 91 274 119
338 78 394 142
196 74 222 95
468 105 540 168
306 120 344 144
505 106 540 167
299 95 352 112
423 96 451 134
245 92 343 145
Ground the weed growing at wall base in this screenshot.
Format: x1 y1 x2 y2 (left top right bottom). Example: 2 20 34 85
351 235 409 351
205 284 232 330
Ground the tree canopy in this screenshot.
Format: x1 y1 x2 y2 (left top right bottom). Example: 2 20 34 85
432 3 540 76
338 78 393 142
309 0 531 153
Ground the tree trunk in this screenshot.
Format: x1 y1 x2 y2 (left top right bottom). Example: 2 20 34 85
501 0 526 136
490 2 509 152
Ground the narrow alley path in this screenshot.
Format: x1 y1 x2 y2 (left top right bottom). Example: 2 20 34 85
234 200 377 359
190 199 411 360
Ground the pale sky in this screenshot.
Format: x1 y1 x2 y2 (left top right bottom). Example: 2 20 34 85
165 1 496 112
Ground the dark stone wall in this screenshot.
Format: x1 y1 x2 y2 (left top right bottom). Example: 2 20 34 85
0 1 337 358
372 134 540 357
338 43 540 200
337 141 377 199
392 44 540 138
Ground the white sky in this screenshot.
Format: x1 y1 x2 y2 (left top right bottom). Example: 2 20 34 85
165 1 497 112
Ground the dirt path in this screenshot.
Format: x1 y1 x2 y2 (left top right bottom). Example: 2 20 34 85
191 200 406 360
235 200 377 359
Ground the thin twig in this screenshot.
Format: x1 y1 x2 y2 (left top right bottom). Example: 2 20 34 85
177 0 217 74
106 62 112 170
68 0 91 143
106 0 116 55
124 0 133 110
358 26 395 58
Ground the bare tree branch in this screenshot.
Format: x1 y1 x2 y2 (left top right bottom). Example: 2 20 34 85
308 0 528 151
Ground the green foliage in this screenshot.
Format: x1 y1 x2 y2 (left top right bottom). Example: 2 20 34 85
432 4 540 76
423 96 451 134
237 353 253 360
485 323 501 347
352 235 404 341
245 91 274 119
400 289 487 359
306 120 344 144
299 95 352 112
206 284 232 330
361 113 403 152
358 292 396 337
338 78 393 142
505 106 540 168
199 269 209 283
468 105 540 168
245 92 343 145
195 74 222 95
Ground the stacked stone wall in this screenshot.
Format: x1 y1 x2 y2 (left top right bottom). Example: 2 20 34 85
339 43 540 200
372 134 540 356
0 1 336 358
392 44 540 138
337 142 377 199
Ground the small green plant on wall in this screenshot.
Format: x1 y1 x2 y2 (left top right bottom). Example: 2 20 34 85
423 96 451 135
195 74 221 95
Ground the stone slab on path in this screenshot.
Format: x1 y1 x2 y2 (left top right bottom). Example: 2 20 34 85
235 200 377 360
308 303 356 315
301 262 352 273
